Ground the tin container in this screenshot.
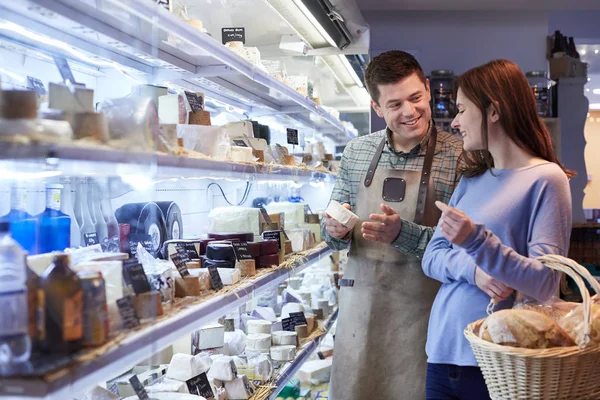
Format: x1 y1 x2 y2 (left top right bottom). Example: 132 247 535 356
78 270 108 346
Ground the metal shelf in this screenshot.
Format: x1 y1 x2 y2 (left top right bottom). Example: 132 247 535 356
0 244 333 399
268 308 338 400
0 0 355 140
0 141 335 183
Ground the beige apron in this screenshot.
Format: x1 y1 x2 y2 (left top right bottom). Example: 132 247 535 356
330 127 442 400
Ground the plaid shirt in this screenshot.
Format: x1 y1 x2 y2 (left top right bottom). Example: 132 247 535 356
322 126 464 257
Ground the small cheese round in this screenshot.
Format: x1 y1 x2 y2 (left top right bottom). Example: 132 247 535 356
247 333 272 352
270 345 296 361
247 320 272 335
272 331 298 346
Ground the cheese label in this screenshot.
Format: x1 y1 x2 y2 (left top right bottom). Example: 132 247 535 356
186 372 214 398
129 375 149 400
185 91 204 112
27 76 47 95
128 233 154 258
124 262 152 295
290 311 308 327
286 128 299 145
170 251 190 278
222 27 246 44
262 231 282 249
117 296 140 329
83 232 99 247
233 139 248 147
208 266 224 291
282 317 295 332
177 242 200 260
232 242 254 261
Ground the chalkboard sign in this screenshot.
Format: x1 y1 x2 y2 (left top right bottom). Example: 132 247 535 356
52 56 77 86
170 252 190 277
117 296 140 329
177 242 200 260
232 242 254 260
129 375 149 400
286 128 299 145
125 262 152 295
222 27 245 44
185 91 204 112
208 266 224 291
186 372 214 398
128 233 154 258
27 77 46 96
282 317 295 332
262 230 282 249
289 311 308 327
233 139 248 147
83 232 99 247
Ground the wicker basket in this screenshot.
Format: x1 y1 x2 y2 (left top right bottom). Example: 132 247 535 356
464 254 600 400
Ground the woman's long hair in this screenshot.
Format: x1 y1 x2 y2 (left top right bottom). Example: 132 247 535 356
455 59 575 178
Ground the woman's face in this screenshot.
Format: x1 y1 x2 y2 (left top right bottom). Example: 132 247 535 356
451 89 485 151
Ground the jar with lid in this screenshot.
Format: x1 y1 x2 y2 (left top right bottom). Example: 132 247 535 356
430 70 456 119
525 71 553 117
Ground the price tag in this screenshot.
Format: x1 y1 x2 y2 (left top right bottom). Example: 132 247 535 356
208 266 224 291
262 230 282 249
232 242 254 260
83 232 99 247
117 296 140 329
186 372 214 398
170 251 190 277
282 317 295 332
124 262 152 295
222 27 245 44
128 234 154 258
154 0 171 11
108 382 119 395
52 56 78 86
27 77 46 95
289 311 308 327
185 91 204 112
233 139 248 147
129 375 149 400
178 242 200 260
286 128 299 145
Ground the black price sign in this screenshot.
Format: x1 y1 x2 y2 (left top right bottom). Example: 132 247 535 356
170 252 190 277
108 382 119 395
125 262 151 295
129 234 154 258
232 242 254 260
290 311 307 327
129 375 149 400
52 56 78 86
178 242 200 260
262 231 282 249
208 266 224 291
83 232 99 247
282 317 295 332
117 296 140 330
233 139 248 147
186 372 214 398
185 91 204 112
286 128 299 145
222 27 245 44
155 0 171 11
27 77 46 96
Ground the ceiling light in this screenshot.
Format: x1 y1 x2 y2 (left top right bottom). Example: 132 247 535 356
596 50 599 54
590 103 600 110
587 88 591 92
339 55 363 87
291 0 337 48
593 89 600 95
581 50 587 55
588 78 592 82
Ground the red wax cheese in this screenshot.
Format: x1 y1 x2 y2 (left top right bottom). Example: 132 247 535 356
208 232 254 242
259 254 280 268
259 240 279 256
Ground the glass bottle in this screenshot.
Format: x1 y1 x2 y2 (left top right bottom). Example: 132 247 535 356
0 222 31 364
40 254 83 354
100 184 120 253
551 30 566 58
60 179 80 248
79 179 99 247
36 184 71 253
0 184 37 255
89 181 108 248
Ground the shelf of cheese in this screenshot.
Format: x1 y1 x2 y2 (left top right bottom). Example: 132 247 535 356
264 308 338 400
0 141 335 183
0 0 355 140
0 243 333 399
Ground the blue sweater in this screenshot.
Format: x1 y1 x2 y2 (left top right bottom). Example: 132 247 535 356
422 162 572 366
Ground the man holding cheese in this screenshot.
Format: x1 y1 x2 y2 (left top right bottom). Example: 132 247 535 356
322 50 464 399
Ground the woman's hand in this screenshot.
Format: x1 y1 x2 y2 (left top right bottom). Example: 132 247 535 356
435 201 475 246
475 267 514 302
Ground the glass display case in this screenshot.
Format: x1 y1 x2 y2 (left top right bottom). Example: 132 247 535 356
0 0 364 398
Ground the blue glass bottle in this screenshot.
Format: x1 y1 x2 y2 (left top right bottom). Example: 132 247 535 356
0 185 37 255
36 184 71 253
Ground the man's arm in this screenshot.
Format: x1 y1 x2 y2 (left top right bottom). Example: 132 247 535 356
391 220 435 258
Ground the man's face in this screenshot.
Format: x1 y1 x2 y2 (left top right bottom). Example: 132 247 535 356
372 73 432 141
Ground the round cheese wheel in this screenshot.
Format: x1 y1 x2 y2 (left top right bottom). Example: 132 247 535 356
208 232 254 242
200 239 215 255
272 331 298 346
247 333 272 352
203 259 235 269
247 320 272 334
206 243 237 263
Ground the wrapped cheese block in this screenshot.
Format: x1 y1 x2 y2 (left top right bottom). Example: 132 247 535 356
175 276 202 297
325 200 359 230
166 353 213 381
479 309 575 349
208 207 261 238
221 330 247 356
230 146 254 163
298 359 333 385
187 269 211 291
208 356 238 381
193 323 225 351
226 120 254 138
133 291 163 320
295 324 309 339
281 303 304 319
224 375 255 400
270 345 296 361
247 333 272 352
248 353 273 382
238 259 256 277
218 268 241 285
265 202 306 229
247 320 272 334
272 331 298 346
147 377 188 393
177 125 230 160
251 306 278 323
288 277 303 290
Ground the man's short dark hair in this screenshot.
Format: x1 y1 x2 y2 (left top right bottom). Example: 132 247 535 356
364 50 427 104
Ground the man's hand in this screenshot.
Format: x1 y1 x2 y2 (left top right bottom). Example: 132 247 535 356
361 204 402 244
435 201 475 246
475 267 514 302
324 203 353 239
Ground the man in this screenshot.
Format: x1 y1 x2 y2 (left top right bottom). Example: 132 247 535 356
322 50 464 399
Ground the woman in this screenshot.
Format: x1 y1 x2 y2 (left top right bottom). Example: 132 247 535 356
422 59 574 400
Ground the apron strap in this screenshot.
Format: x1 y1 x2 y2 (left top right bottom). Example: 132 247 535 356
413 122 438 225
363 136 387 187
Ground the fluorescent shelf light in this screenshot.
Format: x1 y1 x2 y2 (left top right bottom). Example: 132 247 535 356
589 103 600 110
291 0 337 48
339 55 363 88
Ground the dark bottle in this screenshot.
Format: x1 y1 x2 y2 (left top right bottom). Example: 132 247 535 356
551 30 566 58
568 37 580 59
40 254 83 354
